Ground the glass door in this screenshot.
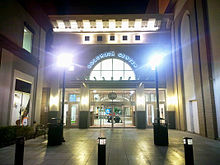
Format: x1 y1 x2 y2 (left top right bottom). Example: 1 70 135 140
66 103 79 127
146 103 166 126
90 104 136 128
146 104 154 126
92 105 112 127
124 106 134 127
113 105 123 127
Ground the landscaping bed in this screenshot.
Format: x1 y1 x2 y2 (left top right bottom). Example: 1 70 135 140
0 125 46 148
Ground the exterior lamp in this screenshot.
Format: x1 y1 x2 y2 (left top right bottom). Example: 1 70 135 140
57 52 74 142
148 53 164 71
57 53 73 67
148 53 168 146
148 53 165 123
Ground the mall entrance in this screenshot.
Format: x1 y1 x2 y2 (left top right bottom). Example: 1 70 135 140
62 87 167 128
89 90 136 128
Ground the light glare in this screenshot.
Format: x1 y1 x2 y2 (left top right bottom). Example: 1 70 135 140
96 20 103 30
57 53 73 68
109 19 116 30
134 19 142 29
70 20 78 29
122 19 129 30
57 20 65 29
148 53 165 70
83 20 90 30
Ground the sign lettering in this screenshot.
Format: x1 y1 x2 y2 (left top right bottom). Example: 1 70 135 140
87 51 137 69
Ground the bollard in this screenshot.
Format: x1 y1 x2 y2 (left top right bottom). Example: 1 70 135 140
183 137 194 165
97 137 106 165
14 136 24 165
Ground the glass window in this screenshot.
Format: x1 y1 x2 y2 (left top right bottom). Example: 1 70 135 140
85 36 90 41
135 35 140 40
125 71 135 80
145 93 150 102
150 93 155 102
101 71 112 80
110 36 115 41
69 94 77 102
97 36 102 41
94 94 100 101
93 63 101 70
113 59 123 70
102 59 112 70
89 58 135 80
125 63 132 70
159 91 165 102
22 26 33 53
90 71 101 80
113 71 123 80
71 105 77 124
69 94 80 102
122 35 127 40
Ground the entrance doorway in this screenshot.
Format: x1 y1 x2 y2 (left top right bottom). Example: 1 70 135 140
145 90 166 126
188 100 200 134
65 103 79 127
89 90 136 128
90 104 135 128
11 79 32 126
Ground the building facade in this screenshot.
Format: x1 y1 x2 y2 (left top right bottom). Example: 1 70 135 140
0 0 51 126
0 0 219 140
171 0 220 139
43 14 174 129
42 0 220 139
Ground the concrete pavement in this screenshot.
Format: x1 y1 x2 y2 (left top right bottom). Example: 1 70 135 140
0 128 220 165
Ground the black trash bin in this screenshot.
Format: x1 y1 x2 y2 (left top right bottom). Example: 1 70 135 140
47 118 62 146
153 118 169 146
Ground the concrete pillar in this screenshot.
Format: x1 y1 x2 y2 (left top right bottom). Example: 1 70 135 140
136 83 146 129
79 85 89 128
34 28 46 124
48 69 60 121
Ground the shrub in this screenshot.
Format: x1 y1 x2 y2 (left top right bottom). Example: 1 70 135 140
0 126 35 148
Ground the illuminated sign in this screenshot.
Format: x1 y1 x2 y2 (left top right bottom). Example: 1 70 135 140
87 51 137 69
105 109 111 114
69 94 76 102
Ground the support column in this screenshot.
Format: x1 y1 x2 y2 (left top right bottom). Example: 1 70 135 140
79 85 89 128
136 83 146 129
48 71 60 122
34 28 46 124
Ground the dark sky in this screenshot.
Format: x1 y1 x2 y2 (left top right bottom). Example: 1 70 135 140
36 0 149 15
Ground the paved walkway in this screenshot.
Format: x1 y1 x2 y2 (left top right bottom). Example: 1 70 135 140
0 129 220 165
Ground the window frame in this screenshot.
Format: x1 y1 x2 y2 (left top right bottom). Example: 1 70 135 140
122 35 128 41
97 36 103 41
135 35 140 41
89 58 136 80
110 36 115 41
22 22 34 53
85 36 90 41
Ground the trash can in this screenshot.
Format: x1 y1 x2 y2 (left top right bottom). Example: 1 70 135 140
47 118 62 146
153 118 169 146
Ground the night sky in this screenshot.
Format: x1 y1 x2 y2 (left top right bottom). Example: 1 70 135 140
36 0 149 15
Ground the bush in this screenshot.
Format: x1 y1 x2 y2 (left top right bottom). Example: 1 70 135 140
35 124 47 137
0 126 35 148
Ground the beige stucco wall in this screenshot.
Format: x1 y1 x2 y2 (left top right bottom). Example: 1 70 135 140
0 0 47 125
0 0 40 57
207 0 220 138
34 28 46 123
0 49 37 125
0 49 13 125
172 0 218 138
